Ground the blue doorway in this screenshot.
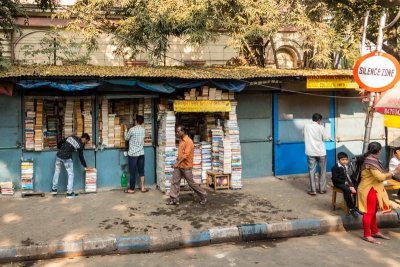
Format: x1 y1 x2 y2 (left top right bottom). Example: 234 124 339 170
273 93 336 176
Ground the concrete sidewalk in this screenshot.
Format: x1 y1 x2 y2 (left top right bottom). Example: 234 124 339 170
1 176 399 262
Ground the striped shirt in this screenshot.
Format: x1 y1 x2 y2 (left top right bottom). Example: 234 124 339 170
125 125 145 156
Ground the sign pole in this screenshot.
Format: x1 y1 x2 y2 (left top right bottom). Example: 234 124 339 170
362 10 387 154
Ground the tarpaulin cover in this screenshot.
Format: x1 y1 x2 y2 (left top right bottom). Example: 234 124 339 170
16 78 247 93
17 80 100 91
106 79 247 93
105 79 176 94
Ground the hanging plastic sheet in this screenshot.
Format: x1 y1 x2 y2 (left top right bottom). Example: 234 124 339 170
17 80 100 91
106 79 247 93
105 79 176 94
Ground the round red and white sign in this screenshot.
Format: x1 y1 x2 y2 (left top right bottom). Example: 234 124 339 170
353 51 400 92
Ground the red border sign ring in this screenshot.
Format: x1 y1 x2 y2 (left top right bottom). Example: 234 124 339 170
353 51 400 92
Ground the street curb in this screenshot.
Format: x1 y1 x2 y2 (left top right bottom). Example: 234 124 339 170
1 210 399 263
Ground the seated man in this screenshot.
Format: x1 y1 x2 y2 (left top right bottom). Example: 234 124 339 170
388 147 400 196
331 152 358 217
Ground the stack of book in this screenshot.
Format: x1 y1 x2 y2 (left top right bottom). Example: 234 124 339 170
199 86 209 100
215 90 222 100
0 182 14 196
85 168 97 193
83 99 93 148
219 138 232 174
75 100 83 137
34 100 44 151
156 111 176 192
209 88 217 100
204 115 215 142
201 142 212 183
211 127 224 172
193 143 202 184
21 161 34 192
144 98 152 145
114 116 121 147
101 99 109 146
226 101 242 189
64 100 74 138
108 114 116 147
25 100 35 150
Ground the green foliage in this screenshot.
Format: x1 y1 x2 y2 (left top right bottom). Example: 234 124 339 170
20 31 92 66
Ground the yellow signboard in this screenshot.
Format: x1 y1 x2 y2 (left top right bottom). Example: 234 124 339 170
307 77 359 89
384 114 400 128
173 100 231 112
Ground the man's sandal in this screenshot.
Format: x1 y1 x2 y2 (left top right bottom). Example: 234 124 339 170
140 188 150 193
124 189 135 194
166 198 179 205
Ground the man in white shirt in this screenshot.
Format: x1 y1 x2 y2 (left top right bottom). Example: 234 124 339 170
304 113 328 195
388 147 400 196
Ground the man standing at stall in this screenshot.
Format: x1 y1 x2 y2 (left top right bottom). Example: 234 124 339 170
51 133 92 198
124 115 149 194
304 113 328 195
167 125 207 205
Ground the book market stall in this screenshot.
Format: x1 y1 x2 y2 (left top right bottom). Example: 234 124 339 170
156 86 243 193
22 95 96 193
95 95 155 189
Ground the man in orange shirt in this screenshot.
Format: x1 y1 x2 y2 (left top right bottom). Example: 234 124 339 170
167 125 207 205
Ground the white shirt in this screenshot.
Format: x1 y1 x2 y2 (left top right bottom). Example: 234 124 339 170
304 121 327 156
388 156 400 171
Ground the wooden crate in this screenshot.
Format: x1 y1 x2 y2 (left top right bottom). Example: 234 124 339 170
206 171 231 191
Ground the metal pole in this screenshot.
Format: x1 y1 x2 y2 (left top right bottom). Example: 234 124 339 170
361 11 370 55
362 10 387 154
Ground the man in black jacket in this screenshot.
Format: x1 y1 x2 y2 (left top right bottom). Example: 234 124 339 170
51 133 91 198
331 152 358 217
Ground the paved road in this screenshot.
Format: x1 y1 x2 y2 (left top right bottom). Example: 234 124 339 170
5 228 400 267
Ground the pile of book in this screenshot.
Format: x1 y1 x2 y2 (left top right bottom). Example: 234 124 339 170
201 142 212 183
21 161 34 192
156 110 176 192
0 182 14 196
193 143 202 184
182 87 232 101
25 100 35 150
108 114 116 148
226 101 242 189
101 99 109 146
211 127 224 172
114 116 121 147
144 98 152 145
219 138 232 174
75 100 83 137
83 99 93 148
64 100 74 138
34 100 44 151
85 168 97 193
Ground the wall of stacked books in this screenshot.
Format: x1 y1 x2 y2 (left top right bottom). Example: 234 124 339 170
156 86 242 192
99 97 153 148
24 97 94 151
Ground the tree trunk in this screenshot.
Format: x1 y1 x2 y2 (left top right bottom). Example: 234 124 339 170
270 36 279 69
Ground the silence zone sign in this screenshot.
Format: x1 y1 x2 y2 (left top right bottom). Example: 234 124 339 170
353 51 400 92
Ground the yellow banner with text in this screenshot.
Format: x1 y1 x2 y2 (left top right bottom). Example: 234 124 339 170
307 77 359 89
173 100 231 112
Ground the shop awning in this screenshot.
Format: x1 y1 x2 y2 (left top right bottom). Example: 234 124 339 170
16 78 246 93
104 79 175 94
105 79 247 93
17 80 101 91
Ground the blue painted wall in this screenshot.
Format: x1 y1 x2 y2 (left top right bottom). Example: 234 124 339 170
237 93 273 178
273 93 336 176
0 93 22 186
95 147 155 188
